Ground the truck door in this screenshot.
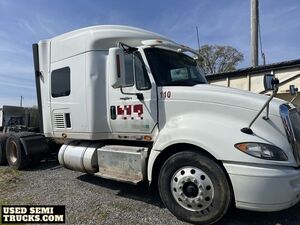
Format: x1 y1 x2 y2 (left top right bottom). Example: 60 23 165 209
109 51 157 135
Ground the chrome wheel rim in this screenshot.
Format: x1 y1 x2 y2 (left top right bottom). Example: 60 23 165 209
171 166 214 212
8 141 18 164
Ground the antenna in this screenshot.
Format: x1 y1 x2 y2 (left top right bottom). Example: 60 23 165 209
196 26 201 53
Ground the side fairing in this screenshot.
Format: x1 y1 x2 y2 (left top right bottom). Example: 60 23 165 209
37 40 52 136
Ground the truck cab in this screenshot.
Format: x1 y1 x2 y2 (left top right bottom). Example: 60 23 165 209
32 25 300 224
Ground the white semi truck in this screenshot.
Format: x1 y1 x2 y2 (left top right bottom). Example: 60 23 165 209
1 25 300 224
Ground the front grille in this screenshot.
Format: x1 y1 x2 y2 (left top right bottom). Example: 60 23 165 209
280 104 300 165
289 109 300 162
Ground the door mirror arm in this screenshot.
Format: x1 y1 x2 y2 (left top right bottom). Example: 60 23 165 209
241 76 279 135
118 42 138 53
120 87 144 101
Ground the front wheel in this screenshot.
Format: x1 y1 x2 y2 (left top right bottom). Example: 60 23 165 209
158 151 232 225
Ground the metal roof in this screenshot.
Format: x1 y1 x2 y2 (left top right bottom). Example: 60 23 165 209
206 59 300 80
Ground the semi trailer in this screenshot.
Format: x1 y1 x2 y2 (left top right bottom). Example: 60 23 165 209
1 25 300 224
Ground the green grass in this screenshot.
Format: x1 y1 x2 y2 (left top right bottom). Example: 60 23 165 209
0 168 23 225
112 201 133 211
98 211 109 221
0 168 21 185
0 198 24 225
0 168 21 190
93 205 109 222
0 167 21 176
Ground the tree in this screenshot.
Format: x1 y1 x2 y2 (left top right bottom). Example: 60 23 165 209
197 45 244 74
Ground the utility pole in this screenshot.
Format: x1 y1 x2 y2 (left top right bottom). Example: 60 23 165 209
196 26 201 53
250 0 259 67
20 96 23 107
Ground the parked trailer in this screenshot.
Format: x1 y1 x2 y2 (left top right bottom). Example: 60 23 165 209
1 25 300 224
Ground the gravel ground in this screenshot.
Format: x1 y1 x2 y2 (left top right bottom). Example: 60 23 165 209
0 161 300 225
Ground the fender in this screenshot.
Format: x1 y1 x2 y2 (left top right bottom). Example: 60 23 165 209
147 109 292 182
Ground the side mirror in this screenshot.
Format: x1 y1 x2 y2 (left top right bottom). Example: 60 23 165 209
108 47 126 88
289 85 298 96
264 74 279 91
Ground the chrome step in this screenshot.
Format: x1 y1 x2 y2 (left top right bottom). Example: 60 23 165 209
95 145 148 184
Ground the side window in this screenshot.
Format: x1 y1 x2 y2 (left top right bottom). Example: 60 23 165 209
51 67 71 98
170 68 189 81
134 54 151 90
124 54 134 87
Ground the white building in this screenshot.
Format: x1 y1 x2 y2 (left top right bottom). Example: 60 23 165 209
206 59 300 105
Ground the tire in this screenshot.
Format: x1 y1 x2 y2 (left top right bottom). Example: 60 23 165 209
6 133 29 170
158 151 232 225
0 135 8 165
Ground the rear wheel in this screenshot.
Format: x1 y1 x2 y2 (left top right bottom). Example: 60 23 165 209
158 151 232 225
6 134 29 170
0 135 8 165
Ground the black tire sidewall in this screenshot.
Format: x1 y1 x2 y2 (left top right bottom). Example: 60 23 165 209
158 151 231 225
0 136 7 165
5 134 28 170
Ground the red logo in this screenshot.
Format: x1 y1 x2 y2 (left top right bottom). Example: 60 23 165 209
116 104 143 120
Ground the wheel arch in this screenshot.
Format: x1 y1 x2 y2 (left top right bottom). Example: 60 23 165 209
149 143 235 203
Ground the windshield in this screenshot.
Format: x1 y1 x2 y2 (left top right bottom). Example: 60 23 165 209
144 48 207 86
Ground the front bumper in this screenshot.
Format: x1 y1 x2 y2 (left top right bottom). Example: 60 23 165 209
224 163 300 212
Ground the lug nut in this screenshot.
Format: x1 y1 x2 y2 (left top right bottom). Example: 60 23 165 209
198 196 203 201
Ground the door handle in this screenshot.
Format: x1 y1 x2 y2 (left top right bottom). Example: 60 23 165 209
110 106 116 120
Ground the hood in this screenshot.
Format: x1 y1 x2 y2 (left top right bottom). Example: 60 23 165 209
166 84 286 116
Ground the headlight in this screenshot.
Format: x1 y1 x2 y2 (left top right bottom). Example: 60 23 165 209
235 142 288 161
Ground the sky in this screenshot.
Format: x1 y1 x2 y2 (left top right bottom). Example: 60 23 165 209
0 0 299 106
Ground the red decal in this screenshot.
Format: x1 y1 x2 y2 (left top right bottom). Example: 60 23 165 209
134 104 143 118
116 104 144 120
124 105 132 115
117 106 124 115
